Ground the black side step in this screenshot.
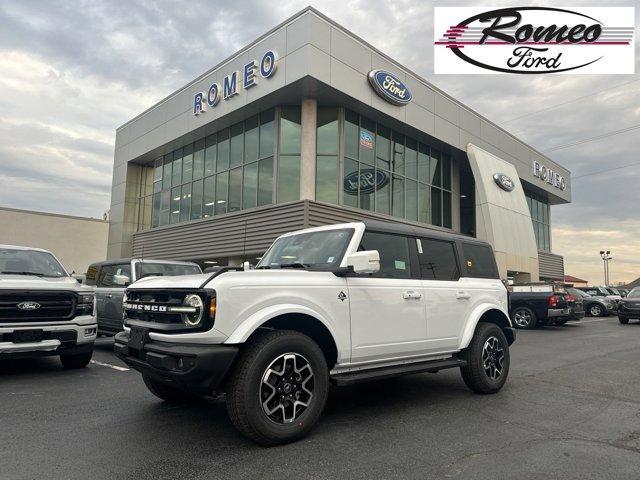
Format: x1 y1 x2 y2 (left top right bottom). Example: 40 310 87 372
332 357 467 386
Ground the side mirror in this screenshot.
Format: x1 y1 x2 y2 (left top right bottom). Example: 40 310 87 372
113 274 130 287
346 250 380 274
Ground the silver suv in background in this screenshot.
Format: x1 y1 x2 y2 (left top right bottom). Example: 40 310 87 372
86 259 202 335
0 245 97 368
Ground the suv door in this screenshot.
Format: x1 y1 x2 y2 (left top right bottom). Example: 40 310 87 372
347 231 427 364
95 262 131 334
418 237 468 353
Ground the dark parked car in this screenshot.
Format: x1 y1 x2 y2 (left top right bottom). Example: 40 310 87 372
569 288 615 317
618 288 640 324
509 289 572 329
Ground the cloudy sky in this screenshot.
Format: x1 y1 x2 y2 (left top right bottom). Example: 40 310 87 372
0 0 638 284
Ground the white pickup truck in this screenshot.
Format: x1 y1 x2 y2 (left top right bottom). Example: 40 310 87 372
115 221 514 445
0 245 97 368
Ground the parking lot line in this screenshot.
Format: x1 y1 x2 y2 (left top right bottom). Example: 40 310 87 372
90 360 129 372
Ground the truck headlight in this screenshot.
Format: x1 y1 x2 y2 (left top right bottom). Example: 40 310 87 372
183 294 204 327
76 293 95 315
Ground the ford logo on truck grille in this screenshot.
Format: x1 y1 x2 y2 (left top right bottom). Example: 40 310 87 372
17 301 41 310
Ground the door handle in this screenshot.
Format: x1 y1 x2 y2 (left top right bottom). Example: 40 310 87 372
402 291 422 300
456 291 471 300
105 294 113 299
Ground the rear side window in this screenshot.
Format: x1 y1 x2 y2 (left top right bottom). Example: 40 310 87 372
96 263 131 288
359 231 411 279
85 264 98 286
461 243 499 279
419 238 460 281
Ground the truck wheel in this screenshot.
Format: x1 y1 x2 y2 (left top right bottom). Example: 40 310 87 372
618 316 629 325
142 375 200 403
460 323 510 394
511 307 537 329
60 351 93 369
589 304 603 317
226 330 329 446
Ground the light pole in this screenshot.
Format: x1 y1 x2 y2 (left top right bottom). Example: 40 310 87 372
599 250 612 285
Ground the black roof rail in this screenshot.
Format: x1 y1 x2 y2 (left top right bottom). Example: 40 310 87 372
198 266 244 288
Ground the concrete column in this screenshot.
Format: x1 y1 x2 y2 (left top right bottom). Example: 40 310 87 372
299 97 317 200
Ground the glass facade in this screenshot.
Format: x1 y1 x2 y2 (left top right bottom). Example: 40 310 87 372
526 191 551 252
137 107 291 231
316 108 453 229
137 105 454 232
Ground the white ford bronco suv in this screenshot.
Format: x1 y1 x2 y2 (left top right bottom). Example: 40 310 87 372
115 221 514 445
0 245 97 368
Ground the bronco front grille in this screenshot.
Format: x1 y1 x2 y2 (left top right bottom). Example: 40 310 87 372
0 291 76 322
124 289 213 333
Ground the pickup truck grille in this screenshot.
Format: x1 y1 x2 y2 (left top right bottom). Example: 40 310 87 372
0 291 76 322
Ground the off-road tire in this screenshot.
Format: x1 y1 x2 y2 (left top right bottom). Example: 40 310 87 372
60 351 93 369
511 307 537 329
618 316 629 325
460 323 510 394
142 374 200 403
226 330 329 446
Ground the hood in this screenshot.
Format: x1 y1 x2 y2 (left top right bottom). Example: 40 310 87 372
129 273 212 290
0 274 92 292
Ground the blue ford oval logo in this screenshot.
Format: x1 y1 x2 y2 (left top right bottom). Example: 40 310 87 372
344 168 389 195
493 173 516 192
368 70 412 106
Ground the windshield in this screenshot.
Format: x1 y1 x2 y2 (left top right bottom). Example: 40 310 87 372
136 262 202 279
627 289 640 299
257 228 354 269
0 248 67 277
606 287 620 295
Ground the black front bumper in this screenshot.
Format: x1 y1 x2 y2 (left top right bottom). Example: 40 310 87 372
114 331 238 395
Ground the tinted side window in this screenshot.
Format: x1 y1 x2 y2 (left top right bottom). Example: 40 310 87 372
85 264 98 286
419 238 460 281
359 232 411 279
97 263 131 287
461 243 499 279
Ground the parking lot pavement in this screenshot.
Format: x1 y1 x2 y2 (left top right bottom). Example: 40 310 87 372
2 317 640 480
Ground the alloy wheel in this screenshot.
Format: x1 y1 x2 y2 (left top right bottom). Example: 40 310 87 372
482 336 505 380
513 309 532 328
260 353 314 424
590 305 602 317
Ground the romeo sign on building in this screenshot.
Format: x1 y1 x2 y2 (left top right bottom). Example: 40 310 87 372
193 50 278 115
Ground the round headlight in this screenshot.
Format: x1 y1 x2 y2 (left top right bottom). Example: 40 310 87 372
183 294 204 326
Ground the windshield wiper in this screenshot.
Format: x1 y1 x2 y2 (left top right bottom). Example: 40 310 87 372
279 262 311 269
0 271 57 277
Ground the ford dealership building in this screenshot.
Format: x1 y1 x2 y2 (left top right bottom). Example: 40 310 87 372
107 7 571 282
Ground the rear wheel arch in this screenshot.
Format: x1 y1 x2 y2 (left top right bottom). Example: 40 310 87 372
460 306 513 349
